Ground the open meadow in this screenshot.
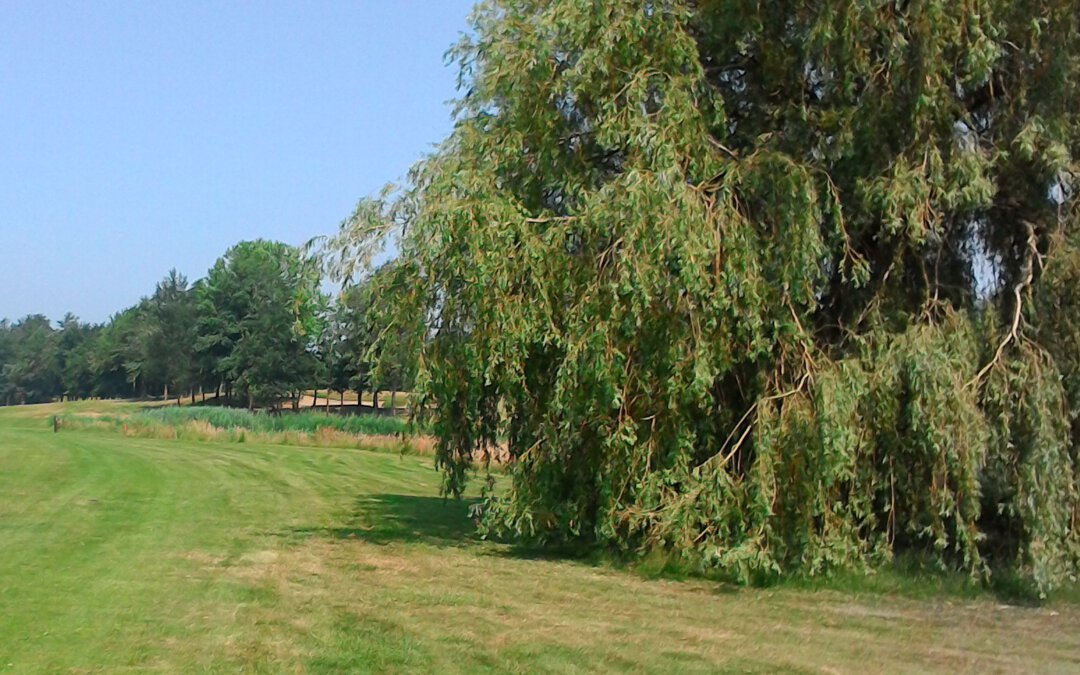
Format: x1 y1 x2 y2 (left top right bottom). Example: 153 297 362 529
1 401 1078 673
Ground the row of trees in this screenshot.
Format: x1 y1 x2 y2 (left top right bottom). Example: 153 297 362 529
0 240 414 410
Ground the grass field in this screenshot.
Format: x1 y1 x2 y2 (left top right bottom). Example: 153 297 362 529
1 402 1079 673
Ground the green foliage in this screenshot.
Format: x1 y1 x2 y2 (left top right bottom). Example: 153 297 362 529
333 262 418 398
91 304 153 398
1 240 385 415
0 315 62 404
135 406 409 437
350 0 1080 592
197 240 327 409
58 314 101 400
146 270 200 399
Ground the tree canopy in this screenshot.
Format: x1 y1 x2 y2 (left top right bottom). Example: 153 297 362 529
0 240 407 413
197 240 326 410
0 315 61 405
352 0 1080 591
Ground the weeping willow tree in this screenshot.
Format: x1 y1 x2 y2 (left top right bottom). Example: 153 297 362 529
343 0 1080 591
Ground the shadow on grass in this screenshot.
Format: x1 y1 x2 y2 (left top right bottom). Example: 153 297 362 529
282 494 484 547
277 493 623 579
270 495 1067 606
274 493 1074 607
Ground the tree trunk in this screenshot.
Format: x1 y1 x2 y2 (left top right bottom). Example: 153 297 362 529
372 390 379 411
247 390 254 411
390 390 397 412
326 386 331 413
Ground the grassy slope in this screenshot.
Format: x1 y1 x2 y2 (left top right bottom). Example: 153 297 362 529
1 402 1078 673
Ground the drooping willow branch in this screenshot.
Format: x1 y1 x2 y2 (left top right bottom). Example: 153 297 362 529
967 221 1040 388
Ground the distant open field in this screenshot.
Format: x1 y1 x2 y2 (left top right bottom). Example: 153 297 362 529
1 401 1078 673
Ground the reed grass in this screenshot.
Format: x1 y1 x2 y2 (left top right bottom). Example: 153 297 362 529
57 407 429 454
143 406 409 435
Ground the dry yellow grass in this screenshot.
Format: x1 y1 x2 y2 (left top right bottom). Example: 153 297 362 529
175 534 1080 673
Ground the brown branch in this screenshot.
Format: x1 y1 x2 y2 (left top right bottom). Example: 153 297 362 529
524 215 578 223
786 296 817 370
708 136 740 161
704 371 812 473
966 221 1039 388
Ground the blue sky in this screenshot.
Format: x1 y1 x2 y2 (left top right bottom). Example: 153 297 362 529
0 0 475 323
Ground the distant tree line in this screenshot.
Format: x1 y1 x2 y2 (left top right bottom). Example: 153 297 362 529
0 239 414 411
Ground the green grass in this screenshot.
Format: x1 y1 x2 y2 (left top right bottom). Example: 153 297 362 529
2 401 1079 673
147 405 411 435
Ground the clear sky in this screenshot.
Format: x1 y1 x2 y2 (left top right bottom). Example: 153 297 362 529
0 0 475 324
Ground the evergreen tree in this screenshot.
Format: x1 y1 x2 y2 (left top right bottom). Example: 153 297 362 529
0 320 11 404
329 262 418 410
0 315 61 405
147 270 199 402
197 240 325 410
57 314 99 400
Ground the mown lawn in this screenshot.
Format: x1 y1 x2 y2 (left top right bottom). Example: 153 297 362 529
1 402 1078 673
